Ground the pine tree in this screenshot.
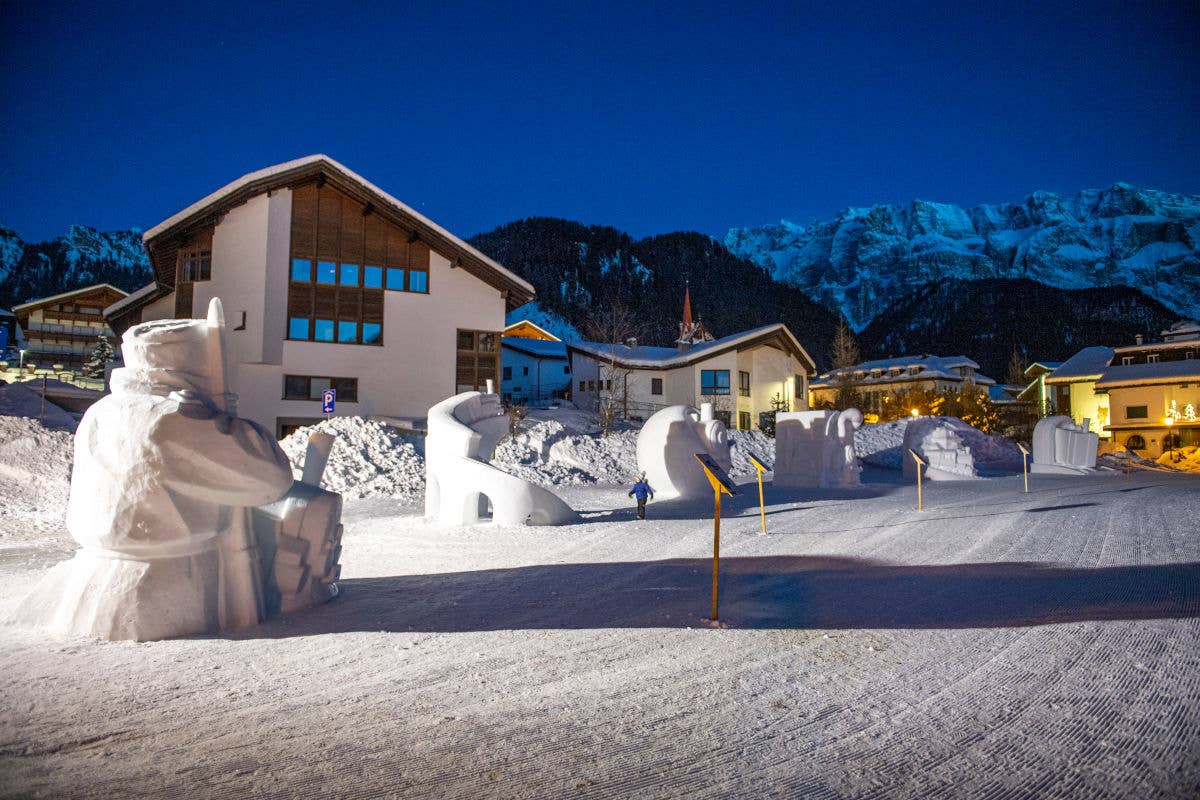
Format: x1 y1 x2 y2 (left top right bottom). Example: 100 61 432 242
83 333 115 379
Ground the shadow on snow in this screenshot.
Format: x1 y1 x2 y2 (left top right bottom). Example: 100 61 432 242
228 556 1200 638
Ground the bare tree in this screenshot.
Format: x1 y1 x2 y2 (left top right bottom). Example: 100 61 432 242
829 320 861 411
1005 347 1028 388
585 303 640 437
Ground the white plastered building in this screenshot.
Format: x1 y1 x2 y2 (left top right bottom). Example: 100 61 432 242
106 156 534 436
566 324 816 430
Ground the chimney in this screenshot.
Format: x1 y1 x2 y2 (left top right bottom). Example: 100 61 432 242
1135 333 1144 345
625 336 638 349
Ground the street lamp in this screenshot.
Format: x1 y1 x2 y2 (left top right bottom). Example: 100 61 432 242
1165 415 1176 462
910 408 919 418
18 348 26 370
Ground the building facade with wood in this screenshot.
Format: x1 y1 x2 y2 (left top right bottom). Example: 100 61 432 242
106 155 534 436
11 284 126 372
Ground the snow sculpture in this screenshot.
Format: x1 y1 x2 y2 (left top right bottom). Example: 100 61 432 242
425 391 579 526
14 299 295 641
251 431 344 616
1031 415 1098 475
901 417 981 481
636 403 732 500
774 408 864 488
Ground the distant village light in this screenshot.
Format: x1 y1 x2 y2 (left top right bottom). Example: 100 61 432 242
910 408 919 417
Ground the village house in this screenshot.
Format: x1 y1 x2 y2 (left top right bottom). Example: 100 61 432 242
105 155 534 437
1094 320 1200 456
499 320 571 406
9 284 126 374
808 354 995 416
1040 346 1114 438
566 292 815 429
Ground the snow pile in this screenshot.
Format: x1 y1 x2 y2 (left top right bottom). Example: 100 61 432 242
727 429 775 479
855 418 1023 473
0 381 77 431
1159 446 1200 473
278 417 425 501
0 415 75 535
493 419 639 486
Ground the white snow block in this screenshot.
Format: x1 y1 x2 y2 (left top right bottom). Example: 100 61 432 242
424 391 579 526
774 408 863 488
635 403 732 500
1031 416 1098 475
12 301 295 641
902 417 981 481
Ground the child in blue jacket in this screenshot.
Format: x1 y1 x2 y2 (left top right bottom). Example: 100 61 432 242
628 474 654 520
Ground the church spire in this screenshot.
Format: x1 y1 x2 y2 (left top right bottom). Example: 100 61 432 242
676 281 713 351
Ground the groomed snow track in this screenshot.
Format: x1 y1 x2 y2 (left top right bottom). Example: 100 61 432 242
1 470 1198 798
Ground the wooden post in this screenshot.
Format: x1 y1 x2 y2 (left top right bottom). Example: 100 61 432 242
1017 443 1030 493
748 455 768 535
908 449 926 512
711 487 721 621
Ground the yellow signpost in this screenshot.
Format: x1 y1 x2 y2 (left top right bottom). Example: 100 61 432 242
1017 442 1030 493
747 454 769 535
908 448 926 511
694 453 738 621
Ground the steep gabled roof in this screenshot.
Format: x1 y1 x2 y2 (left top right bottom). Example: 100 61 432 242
1095 360 1200 388
502 338 569 359
566 324 816 373
12 283 128 315
1044 347 1114 384
138 154 534 310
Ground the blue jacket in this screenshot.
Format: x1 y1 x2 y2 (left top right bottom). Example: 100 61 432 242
628 480 654 501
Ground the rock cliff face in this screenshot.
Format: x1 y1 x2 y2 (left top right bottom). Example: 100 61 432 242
726 184 1200 331
0 226 152 309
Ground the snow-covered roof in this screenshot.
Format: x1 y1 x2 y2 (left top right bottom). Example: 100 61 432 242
813 354 993 387
1162 319 1200 341
988 384 1023 403
11 283 128 314
141 154 534 308
501 338 568 359
1095 360 1200 388
104 281 163 319
566 324 815 372
502 319 561 341
1044 347 1114 384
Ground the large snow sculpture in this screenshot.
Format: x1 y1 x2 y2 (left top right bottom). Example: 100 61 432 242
901 417 981 481
774 408 864 488
636 403 732 500
14 299 295 641
1031 415 1098 475
251 430 344 616
425 391 579 526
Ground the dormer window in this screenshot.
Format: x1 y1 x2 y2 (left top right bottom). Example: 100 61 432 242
870 369 881 378
1147 354 1160 364
1121 356 1133 365
908 365 920 375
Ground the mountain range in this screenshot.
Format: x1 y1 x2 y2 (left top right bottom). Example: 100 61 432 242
2 181 1196 379
725 183 1200 332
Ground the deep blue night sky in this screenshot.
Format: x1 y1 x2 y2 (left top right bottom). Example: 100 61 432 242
2 1 1198 244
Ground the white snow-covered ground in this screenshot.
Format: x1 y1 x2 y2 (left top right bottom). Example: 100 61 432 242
1 414 1199 798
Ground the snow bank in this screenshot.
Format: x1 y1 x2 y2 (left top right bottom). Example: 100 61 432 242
0 415 74 536
855 418 1023 474
278 417 425 501
0 381 77 431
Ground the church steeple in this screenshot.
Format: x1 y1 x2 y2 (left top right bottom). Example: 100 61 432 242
676 281 713 351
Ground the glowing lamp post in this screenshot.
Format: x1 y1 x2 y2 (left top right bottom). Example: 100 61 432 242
910 408 919 419
1165 415 1176 462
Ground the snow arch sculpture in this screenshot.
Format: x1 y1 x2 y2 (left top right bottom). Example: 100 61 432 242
636 403 732 501
1031 415 1098 475
901 417 981 481
425 391 579 526
774 408 864 488
13 299 299 641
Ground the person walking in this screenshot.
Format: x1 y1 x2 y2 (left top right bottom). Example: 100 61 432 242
628 473 654 520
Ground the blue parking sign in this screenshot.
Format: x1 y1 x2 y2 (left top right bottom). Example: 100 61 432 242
322 389 336 414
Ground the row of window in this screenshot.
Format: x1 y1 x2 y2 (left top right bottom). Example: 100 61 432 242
290 258 428 293
1121 352 1195 365
283 375 358 403
580 379 614 392
503 364 572 379
287 317 382 345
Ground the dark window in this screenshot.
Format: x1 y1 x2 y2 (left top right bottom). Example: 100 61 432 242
1127 405 1148 420
563 364 570 374
794 374 804 400
1164 433 1182 449
522 366 529 376
181 250 211 282
700 369 730 395
579 380 585 391
651 377 663 395
503 366 512 380
283 375 358 403
715 410 732 427
1126 434 1146 449
739 411 751 430
739 371 750 397
1121 356 1134 365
